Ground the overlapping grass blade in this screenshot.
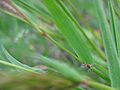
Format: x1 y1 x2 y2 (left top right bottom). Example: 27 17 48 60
14 0 52 23
0 60 37 73
0 73 76 90
65 0 102 43
44 0 93 64
95 0 120 89
0 0 42 34
0 0 60 39
86 81 115 90
36 55 115 90
36 55 85 82
57 0 105 60
0 45 43 73
108 0 120 56
0 0 28 23
0 0 82 64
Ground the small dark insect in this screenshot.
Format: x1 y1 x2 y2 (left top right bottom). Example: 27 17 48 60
42 32 48 37
83 64 92 69
86 64 92 68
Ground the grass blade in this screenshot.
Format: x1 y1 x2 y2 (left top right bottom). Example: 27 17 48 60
14 0 52 23
57 0 105 60
95 0 120 89
0 0 28 22
44 0 93 64
36 55 85 82
0 45 43 73
0 73 77 90
86 81 115 90
0 60 37 73
108 0 120 56
36 55 115 90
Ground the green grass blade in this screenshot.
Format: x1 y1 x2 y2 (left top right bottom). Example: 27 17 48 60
0 60 37 73
0 45 43 73
95 0 120 89
47 35 79 61
37 55 115 90
65 0 102 43
0 0 84 65
57 0 105 60
108 0 120 57
86 81 116 90
14 0 52 23
108 0 120 55
44 0 93 64
36 55 86 82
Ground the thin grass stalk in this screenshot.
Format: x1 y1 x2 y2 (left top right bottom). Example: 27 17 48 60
95 0 120 89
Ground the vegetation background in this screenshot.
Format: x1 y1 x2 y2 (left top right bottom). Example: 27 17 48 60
0 0 120 90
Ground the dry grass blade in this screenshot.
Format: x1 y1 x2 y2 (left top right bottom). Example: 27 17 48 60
0 0 28 22
0 73 77 90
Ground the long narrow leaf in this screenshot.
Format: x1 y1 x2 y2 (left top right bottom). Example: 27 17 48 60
44 0 93 64
36 55 115 90
0 0 28 22
95 0 120 89
0 45 43 73
57 0 105 60
36 55 86 82
108 0 120 56
0 60 37 73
